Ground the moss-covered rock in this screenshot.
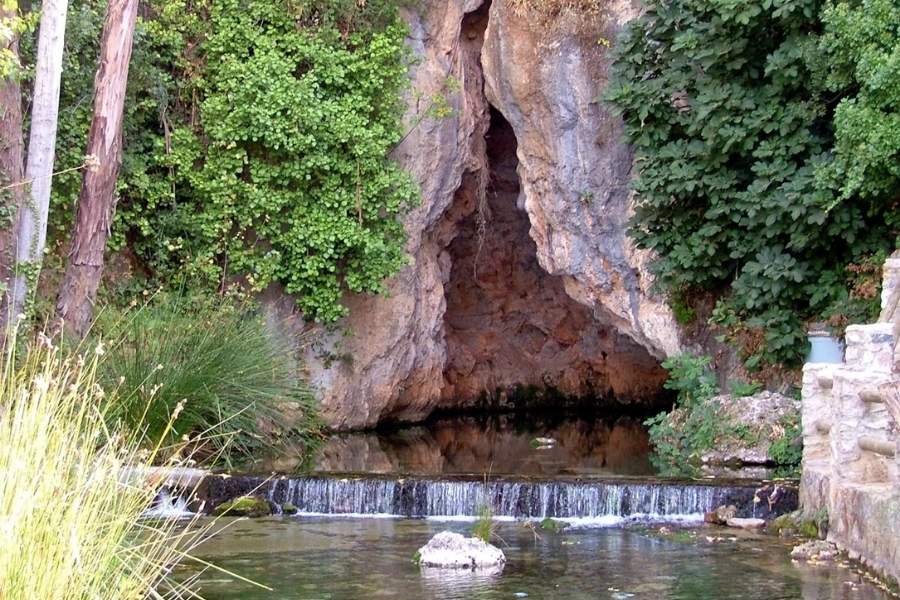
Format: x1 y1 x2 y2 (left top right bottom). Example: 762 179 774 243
282 502 299 515
539 518 568 533
767 510 826 539
212 496 272 518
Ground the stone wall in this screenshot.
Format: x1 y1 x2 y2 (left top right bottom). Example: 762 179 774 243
800 254 900 585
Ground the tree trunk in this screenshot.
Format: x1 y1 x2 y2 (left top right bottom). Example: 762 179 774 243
9 0 68 320
0 1 26 330
56 0 138 338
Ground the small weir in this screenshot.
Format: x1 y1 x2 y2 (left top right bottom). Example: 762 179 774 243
200 475 797 522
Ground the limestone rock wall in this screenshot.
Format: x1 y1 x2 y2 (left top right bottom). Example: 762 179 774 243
800 254 900 586
298 0 681 430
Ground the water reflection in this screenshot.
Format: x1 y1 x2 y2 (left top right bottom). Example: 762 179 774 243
312 415 657 477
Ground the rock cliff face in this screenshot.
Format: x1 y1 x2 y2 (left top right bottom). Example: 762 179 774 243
299 0 681 430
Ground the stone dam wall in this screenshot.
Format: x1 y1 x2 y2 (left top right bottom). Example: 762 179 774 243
801 254 900 585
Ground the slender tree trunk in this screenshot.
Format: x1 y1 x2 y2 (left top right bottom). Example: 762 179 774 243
56 0 138 337
9 0 68 320
0 1 26 330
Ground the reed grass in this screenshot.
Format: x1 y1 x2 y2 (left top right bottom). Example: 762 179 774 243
94 297 322 465
0 331 216 599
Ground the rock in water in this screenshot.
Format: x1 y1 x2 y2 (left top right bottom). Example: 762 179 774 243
726 517 766 530
791 540 838 562
212 496 272 518
417 531 506 570
704 504 738 525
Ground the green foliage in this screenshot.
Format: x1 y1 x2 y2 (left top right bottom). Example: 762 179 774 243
647 354 804 472
644 355 721 469
729 379 762 397
818 0 900 208
769 412 803 466
472 505 496 543
44 0 417 323
670 293 697 325
95 296 321 464
606 0 897 367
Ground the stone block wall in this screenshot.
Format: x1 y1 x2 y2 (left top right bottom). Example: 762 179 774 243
800 255 900 585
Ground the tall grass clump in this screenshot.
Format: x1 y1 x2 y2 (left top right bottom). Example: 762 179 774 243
0 334 203 599
96 298 321 464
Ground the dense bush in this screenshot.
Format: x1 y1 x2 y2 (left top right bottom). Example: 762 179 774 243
818 0 900 207
96 297 321 463
42 0 416 322
606 0 898 367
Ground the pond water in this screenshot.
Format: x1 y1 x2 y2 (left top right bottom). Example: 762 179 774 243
183 516 891 600
254 414 773 480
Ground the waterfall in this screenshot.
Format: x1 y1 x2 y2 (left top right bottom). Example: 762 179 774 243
145 487 194 519
244 476 776 521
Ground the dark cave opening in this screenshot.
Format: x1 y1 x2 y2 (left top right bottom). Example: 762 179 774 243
440 107 669 412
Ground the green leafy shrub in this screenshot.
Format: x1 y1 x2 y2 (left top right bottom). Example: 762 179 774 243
605 0 897 368
644 355 721 469
730 379 762 398
817 0 900 209
647 355 803 473
43 0 418 323
95 297 321 463
769 412 803 467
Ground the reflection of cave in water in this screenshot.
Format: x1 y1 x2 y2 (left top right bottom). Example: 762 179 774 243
312 415 657 478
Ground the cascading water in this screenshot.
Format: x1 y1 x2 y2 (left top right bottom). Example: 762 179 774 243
195 475 796 523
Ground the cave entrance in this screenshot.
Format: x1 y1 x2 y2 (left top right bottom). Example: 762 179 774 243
440 107 668 412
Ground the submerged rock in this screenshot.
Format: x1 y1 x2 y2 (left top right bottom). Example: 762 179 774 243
791 540 838 562
417 531 505 571
530 437 557 449
726 517 766 530
704 504 738 525
212 496 272 518
539 517 568 533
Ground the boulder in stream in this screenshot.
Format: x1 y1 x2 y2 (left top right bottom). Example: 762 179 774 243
416 531 505 571
704 504 738 525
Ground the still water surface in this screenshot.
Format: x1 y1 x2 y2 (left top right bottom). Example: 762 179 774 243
184 517 889 600
260 415 658 478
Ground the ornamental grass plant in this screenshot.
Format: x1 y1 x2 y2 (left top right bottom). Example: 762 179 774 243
94 296 321 466
0 330 226 599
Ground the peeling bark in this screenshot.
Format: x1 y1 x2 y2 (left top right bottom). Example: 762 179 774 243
56 0 138 337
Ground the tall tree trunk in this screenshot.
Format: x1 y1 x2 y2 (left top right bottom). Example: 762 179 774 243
9 0 68 321
0 1 26 330
56 0 138 337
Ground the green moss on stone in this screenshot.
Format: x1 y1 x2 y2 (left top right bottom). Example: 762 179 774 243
212 496 272 518
539 518 568 533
